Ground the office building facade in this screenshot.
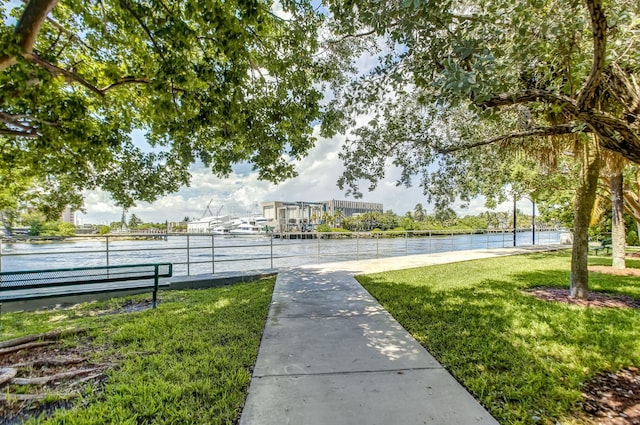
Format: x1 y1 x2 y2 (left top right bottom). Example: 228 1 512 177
261 200 383 232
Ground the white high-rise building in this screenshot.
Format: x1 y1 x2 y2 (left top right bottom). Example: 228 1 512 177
61 206 75 225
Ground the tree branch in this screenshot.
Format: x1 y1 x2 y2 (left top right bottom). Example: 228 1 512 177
604 62 640 119
0 112 59 130
28 54 105 97
0 340 56 355
439 124 579 154
326 29 378 44
0 129 40 138
13 368 100 385
0 0 61 71
118 0 166 61
34 4 99 55
479 88 640 163
0 113 34 131
480 89 578 113
0 392 78 401
576 0 608 109
99 76 150 93
580 112 640 163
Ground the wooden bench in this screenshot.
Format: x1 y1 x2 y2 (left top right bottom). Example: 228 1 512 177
0 263 172 310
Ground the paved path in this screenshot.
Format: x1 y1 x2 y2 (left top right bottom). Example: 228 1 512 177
239 245 566 425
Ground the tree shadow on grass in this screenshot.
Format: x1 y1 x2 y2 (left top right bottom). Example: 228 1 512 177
358 270 640 425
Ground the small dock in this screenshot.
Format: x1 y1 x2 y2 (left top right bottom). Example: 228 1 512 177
271 232 317 240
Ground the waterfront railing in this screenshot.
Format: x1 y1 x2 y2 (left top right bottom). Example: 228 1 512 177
0 228 564 276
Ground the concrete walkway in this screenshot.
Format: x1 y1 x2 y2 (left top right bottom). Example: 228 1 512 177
239 245 566 425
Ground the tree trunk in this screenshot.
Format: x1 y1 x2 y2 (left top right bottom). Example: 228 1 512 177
609 162 626 269
570 146 601 298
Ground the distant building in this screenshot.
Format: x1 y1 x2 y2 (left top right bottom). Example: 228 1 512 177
262 201 324 232
61 206 75 225
261 200 383 232
323 200 384 218
167 221 187 232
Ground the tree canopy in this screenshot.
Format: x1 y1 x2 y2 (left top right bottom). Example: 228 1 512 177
326 0 640 200
0 0 329 218
323 0 640 297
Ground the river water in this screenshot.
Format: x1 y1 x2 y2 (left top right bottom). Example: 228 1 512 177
0 230 563 277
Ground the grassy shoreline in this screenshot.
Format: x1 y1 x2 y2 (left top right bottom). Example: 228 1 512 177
1 277 275 424
356 251 640 424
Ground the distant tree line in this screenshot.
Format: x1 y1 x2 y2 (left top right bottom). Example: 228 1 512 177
317 204 561 233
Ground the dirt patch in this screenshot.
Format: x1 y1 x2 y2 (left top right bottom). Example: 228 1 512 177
582 368 640 425
96 299 156 316
525 287 640 309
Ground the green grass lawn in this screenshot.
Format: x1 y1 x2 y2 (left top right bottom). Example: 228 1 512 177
1 277 275 425
356 251 640 425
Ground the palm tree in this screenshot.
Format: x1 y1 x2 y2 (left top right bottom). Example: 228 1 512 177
413 204 425 222
334 209 344 228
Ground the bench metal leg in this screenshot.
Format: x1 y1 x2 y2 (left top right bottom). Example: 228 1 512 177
153 266 158 309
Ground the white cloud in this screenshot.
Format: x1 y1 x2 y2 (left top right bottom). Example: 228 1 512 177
79 129 426 224
79 124 530 225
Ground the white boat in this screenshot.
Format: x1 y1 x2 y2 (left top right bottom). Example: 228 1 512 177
187 215 232 233
212 226 231 235
229 223 266 237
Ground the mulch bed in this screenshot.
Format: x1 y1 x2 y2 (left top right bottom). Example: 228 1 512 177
583 368 640 425
524 264 640 309
589 265 640 278
526 287 640 309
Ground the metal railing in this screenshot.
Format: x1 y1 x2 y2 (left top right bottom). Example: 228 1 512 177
0 228 565 276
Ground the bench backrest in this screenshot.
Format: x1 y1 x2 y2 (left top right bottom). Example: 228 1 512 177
0 263 173 290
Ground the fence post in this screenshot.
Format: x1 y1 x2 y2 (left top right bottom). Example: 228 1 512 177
0 237 3 272
405 232 408 255
153 264 159 309
211 235 215 274
106 236 110 267
187 234 191 276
